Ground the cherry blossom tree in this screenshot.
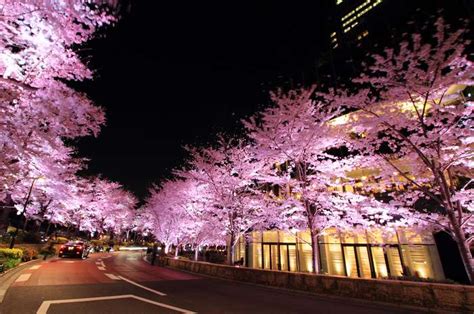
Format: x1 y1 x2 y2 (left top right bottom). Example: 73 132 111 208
244 86 405 273
0 0 124 240
176 178 224 261
0 1 114 199
179 139 269 265
143 180 190 254
338 18 474 282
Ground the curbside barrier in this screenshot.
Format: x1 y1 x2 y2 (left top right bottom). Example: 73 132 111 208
162 257 474 312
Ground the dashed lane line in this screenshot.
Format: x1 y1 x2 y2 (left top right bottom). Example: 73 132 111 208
29 265 41 270
15 273 31 283
97 266 106 271
36 294 197 314
117 275 167 296
104 273 121 280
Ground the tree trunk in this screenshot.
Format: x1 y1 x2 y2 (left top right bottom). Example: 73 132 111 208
452 224 474 284
227 233 235 265
310 229 321 274
194 245 200 261
22 218 29 232
45 221 51 236
164 243 170 254
174 245 179 258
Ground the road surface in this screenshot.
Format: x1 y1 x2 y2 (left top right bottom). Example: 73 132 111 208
0 251 422 313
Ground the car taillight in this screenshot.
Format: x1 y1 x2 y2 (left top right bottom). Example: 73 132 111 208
75 245 83 249
60 245 65 249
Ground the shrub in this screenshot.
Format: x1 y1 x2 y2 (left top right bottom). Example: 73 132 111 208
204 250 226 264
18 247 39 262
0 248 23 259
4 258 21 270
387 275 459 285
90 240 104 246
53 237 68 244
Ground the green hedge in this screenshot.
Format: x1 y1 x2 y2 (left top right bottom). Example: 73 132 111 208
4 258 21 270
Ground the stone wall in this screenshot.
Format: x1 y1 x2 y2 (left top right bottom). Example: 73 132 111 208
163 257 474 312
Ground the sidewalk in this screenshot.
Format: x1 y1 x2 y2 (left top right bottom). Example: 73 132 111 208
0 258 44 303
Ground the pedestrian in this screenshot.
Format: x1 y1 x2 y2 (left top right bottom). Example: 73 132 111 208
151 243 158 266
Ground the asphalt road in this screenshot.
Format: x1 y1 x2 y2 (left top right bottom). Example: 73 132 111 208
0 251 423 314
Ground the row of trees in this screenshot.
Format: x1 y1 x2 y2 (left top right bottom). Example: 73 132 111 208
140 19 474 282
0 1 137 241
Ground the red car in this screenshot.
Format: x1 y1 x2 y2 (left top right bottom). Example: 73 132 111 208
58 241 91 259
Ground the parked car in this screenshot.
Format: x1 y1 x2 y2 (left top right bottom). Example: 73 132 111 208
58 241 91 259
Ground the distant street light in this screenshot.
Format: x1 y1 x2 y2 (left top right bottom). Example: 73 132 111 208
9 176 45 249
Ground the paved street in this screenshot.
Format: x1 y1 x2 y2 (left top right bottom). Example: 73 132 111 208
0 251 422 313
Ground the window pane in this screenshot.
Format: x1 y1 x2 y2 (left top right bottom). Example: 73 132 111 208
263 231 278 242
343 246 358 277
371 247 388 278
263 245 271 270
271 245 279 270
289 245 297 272
387 247 404 276
279 232 296 243
356 246 372 278
280 245 288 271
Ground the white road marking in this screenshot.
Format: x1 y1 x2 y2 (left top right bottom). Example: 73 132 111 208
118 275 167 296
126 257 138 261
36 294 196 314
29 265 41 270
104 273 121 280
97 266 106 271
15 273 31 282
62 261 75 264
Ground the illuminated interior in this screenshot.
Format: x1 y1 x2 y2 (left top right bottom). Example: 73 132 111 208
235 229 445 280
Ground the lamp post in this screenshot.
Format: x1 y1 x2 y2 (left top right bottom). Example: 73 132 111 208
9 176 43 249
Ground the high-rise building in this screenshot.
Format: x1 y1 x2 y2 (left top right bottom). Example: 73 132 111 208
313 0 471 84
328 0 384 50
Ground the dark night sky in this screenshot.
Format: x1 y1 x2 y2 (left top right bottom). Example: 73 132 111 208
73 1 468 199
75 3 327 198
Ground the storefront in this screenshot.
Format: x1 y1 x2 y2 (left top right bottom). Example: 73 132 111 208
233 229 445 280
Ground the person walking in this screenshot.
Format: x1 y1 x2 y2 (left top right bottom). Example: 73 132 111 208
150 243 158 266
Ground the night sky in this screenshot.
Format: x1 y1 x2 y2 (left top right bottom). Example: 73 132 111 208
73 1 466 199
75 3 327 198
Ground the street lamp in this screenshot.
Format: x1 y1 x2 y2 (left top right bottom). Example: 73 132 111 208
9 176 44 249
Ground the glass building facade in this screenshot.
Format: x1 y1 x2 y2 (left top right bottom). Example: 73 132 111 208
234 228 445 280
